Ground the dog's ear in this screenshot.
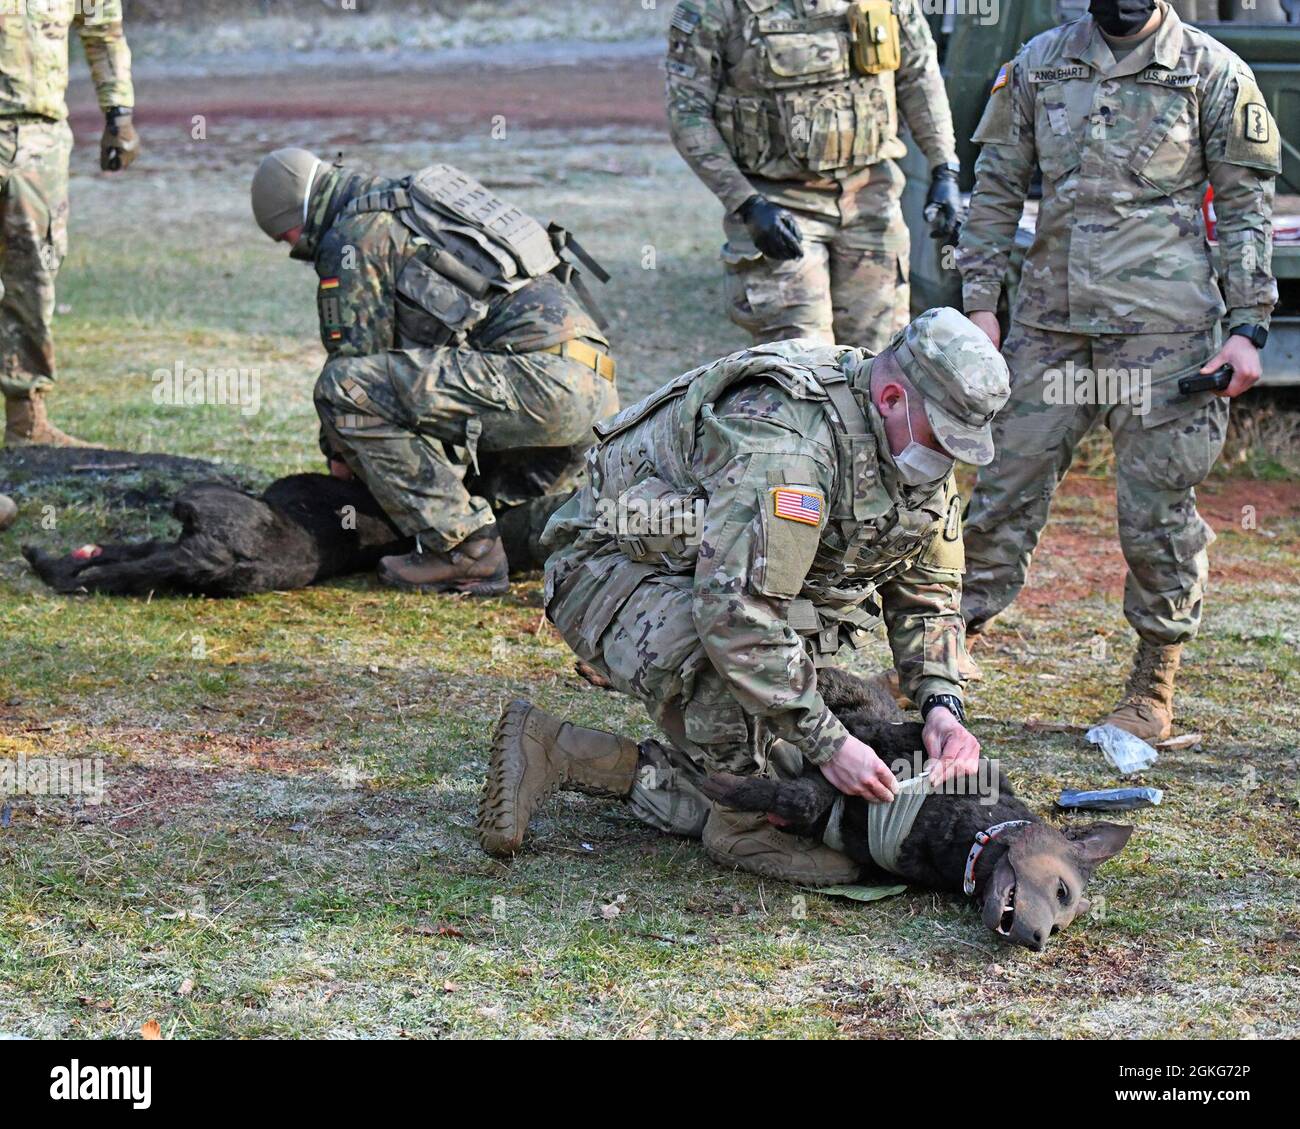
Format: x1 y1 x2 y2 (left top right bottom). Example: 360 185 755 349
1064 822 1133 869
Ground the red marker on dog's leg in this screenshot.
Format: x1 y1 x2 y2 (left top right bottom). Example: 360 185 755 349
71 545 103 561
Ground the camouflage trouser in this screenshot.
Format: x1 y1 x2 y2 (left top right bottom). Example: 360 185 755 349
962 322 1229 646
0 118 71 400
721 168 909 352
547 558 804 837
316 345 618 550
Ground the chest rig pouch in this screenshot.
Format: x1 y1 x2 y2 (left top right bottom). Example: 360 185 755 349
718 0 897 175
847 1 900 76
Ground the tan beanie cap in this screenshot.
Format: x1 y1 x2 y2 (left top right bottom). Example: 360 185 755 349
251 148 322 239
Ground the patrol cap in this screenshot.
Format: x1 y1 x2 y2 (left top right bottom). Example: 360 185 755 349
889 307 1010 466
251 148 322 240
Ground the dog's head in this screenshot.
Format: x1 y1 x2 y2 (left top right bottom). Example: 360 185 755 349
981 821 1133 952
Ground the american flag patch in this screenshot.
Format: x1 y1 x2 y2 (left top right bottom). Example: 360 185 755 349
671 3 701 34
991 63 1010 93
320 277 341 290
772 488 823 527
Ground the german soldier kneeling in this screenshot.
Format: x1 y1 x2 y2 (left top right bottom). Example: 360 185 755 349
478 308 1010 884
251 149 619 596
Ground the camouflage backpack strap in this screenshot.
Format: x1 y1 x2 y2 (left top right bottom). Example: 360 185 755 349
548 222 612 331
344 181 413 216
816 360 892 526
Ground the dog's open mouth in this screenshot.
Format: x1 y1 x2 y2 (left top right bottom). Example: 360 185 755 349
996 883 1017 935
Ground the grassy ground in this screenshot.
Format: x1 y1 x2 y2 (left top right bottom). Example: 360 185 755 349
2 66 1299 1039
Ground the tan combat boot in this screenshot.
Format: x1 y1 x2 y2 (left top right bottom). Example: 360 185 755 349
1102 641 1182 743
0 494 16 531
703 806 861 886
4 393 93 448
378 525 509 597
478 700 641 856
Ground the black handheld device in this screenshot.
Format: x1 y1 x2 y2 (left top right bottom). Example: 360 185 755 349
1178 363 1234 396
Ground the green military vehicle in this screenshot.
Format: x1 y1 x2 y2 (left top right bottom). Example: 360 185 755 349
902 0 1300 385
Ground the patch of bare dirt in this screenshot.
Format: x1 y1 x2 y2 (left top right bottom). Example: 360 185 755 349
1007 474 1300 610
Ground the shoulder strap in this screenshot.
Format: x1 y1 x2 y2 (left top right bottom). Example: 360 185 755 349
816 363 870 437
345 184 413 215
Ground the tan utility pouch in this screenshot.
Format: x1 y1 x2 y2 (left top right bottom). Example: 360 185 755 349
848 0 900 76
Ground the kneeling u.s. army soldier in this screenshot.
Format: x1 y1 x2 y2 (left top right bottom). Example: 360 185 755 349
665 0 962 353
251 149 619 596
956 0 1280 741
477 309 1011 884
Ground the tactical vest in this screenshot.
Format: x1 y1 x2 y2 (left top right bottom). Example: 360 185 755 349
712 0 906 176
591 341 951 660
343 164 609 348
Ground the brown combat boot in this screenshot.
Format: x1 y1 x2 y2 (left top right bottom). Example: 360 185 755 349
378 524 509 597
4 393 94 448
478 699 641 856
1102 641 1182 743
703 806 861 886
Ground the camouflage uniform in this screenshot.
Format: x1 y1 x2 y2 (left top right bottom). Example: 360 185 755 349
665 0 957 351
0 0 133 399
957 3 1278 644
302 164 620 550
542 336 976 835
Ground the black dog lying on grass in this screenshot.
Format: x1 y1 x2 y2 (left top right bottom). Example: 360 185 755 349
700 667 1134 952
24 474 412 597
23 472 559 598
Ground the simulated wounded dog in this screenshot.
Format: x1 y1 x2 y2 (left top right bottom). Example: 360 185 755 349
698 714 1132 953
480 667 1132 952
24 472 564 598
24 474 412 597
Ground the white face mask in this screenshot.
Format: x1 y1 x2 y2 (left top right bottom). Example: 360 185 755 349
893 389 954 487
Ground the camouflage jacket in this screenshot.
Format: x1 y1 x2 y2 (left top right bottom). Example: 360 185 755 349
544 339 968 765
958 3 1279 334
665 0 957 217
0 0 134 121
300 164 606 359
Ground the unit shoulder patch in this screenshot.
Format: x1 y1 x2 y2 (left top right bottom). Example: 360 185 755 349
772 487 823 527
921 495 964 572
1225 74 1281 174
1028 64 1090 84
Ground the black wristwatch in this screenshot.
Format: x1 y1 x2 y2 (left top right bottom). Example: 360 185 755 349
921 693 966 725
1229 324 1268 350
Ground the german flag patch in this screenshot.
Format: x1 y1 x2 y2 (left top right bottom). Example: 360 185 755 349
320 277 340 290
772 487 823 527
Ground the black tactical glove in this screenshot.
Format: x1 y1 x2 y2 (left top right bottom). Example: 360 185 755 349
738 194 804 261
101 108 139 172
924 164 962 245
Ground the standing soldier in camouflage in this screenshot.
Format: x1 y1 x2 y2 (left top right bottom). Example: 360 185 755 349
1 0 138 447
477 309 1010 883
665 0 962 352
957 0 1279 741
251 149 619 596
